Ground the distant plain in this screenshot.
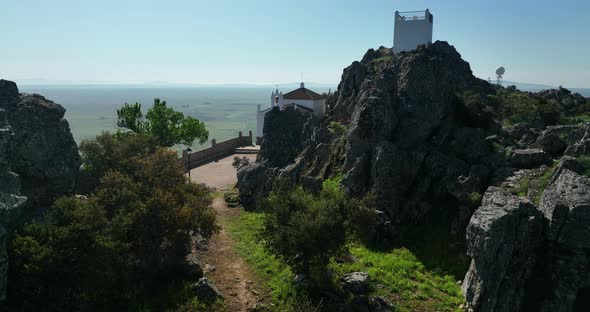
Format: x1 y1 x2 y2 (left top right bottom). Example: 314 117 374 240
19 86 329 151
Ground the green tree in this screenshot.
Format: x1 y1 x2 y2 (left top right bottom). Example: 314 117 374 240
116 98 208 147
8 134 218 311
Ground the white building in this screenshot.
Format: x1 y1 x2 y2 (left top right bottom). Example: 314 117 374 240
393 9 433 54
256 82 326 144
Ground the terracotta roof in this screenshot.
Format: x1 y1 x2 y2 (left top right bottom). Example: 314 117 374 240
285 103 314 113
283 87 325 100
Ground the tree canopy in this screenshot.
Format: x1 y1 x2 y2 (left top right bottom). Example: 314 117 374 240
7 133 218 311
116 98 209 147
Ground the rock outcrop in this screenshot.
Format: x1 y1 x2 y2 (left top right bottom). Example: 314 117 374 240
235 42 590 311
462 187 542 312
0 79 80 301
239 41 497 236
463 158 590 312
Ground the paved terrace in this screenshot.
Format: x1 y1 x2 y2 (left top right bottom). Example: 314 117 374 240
188 153 257 190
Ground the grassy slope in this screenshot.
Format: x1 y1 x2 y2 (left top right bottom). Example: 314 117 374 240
226 210 464 312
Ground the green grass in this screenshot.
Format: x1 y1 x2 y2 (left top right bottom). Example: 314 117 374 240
510 178 530 197
227 210 464 312
330 245 463 312
225 211 299 311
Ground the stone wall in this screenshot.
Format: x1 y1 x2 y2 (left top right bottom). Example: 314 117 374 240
182 131 253 169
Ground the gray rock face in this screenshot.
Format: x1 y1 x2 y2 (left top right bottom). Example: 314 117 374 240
508 148 552 169
236 163 268 206
540 168 590 248
463 161 590 312
340 271 370 294
0 113 26 302
531 168 590 311
462 187 542 312
192 277 223 301
258 106 307 168
564 124 590 156
0 79 80 301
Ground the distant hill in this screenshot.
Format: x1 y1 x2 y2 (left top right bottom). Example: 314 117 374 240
16 79 337 91
502 80 590 97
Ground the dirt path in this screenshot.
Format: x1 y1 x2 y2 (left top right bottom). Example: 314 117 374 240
194 196 261 311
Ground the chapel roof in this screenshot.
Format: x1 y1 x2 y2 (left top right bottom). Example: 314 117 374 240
283 87 325 101
285 103 314 113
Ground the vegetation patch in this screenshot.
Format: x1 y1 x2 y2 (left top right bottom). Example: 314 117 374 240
328 121 347 136
225 210 299 311
330 244 463 312
577 156 590 177
510 177 531 197
228 179 467 312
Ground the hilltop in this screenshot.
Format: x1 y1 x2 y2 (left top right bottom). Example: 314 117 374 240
237 41 590 311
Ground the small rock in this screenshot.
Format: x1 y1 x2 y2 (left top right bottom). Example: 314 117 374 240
340 272 370 294
368 296 394 312
204 263 216 274
192 277 223 302
292 274 309 289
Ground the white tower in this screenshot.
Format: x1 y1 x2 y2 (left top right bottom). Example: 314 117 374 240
271 87 284 109
393 9 433 54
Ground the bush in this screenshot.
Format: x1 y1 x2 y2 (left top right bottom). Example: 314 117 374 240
78 132 158 193
328 121 347 136
459 89 562 128
262 186 346 274
261 178 378 274
232 156 250 170
7 134 218 311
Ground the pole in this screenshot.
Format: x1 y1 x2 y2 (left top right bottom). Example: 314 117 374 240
186 147 192 179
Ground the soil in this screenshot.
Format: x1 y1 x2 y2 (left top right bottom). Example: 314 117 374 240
193 192 263 311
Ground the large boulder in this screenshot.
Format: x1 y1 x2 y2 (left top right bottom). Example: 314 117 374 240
258 106 307 168
6 93 81 206
530 167 590 311
0 79 80 301
508 148 552 169
564 124 590 156
236 163 268 206
462 187 542 312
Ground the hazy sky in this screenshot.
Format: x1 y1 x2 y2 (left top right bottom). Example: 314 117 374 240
1 0 589 87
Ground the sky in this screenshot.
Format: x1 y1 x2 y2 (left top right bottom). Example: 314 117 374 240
1 0 589 87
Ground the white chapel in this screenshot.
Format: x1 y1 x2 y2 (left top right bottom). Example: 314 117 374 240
256 82 326 144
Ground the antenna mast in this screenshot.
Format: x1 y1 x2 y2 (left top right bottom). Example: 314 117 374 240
495 66 505 86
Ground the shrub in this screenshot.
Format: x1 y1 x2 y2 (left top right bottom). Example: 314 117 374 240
261 178 379 274
510 178 530 197
232 156 250 170
78 132 158 193
262 186 346 274
328 121 347 136
8 134 218 311
467 192 483 208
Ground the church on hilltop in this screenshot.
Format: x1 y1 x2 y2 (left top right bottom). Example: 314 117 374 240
256 82 326 144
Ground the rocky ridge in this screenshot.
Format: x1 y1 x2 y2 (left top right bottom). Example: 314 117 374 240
237 42 590 311
0 79 80 301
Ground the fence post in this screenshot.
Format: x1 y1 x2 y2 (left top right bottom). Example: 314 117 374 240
182 150 188 171
248 130 253 146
